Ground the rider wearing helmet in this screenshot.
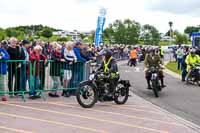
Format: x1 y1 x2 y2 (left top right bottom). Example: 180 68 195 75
98 48 120 94
185 49 200 76
144 48 166 89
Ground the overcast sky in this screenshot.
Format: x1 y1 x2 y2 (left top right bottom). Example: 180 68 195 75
0 0 200 33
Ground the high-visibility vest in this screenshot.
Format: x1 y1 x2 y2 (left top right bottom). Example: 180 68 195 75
186 54 200 65
103 57 119 76
185 54 200 72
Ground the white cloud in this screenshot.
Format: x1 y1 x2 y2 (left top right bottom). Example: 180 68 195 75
0 0 200 33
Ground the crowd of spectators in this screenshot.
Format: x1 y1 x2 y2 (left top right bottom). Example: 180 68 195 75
173 44 200 81
0 38 132 101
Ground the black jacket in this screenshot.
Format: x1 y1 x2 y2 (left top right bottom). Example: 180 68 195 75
7 46 22 70
7 46 21 60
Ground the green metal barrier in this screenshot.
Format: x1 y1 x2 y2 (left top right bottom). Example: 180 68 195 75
0 60 85 102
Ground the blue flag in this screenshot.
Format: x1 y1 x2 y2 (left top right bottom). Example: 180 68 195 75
95 8 107 47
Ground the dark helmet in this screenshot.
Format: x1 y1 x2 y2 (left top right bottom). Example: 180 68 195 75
149 48 156 54
101 48 113 58
191 49 196 55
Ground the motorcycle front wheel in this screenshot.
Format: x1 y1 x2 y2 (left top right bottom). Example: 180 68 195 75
76 84 97 108
152 79 159 98
114 83 129 105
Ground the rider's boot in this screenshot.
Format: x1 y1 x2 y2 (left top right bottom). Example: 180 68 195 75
161 78 166 88
147 79 152 90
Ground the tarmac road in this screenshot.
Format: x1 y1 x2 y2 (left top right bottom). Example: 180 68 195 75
119 61 200 128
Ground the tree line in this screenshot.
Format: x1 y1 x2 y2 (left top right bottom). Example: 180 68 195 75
0 21 199 45
103 19 199 45
0 25 59 41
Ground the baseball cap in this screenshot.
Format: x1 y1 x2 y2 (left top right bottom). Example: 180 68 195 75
21 40 30 45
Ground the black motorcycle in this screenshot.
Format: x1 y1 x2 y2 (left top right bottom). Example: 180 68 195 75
186 63 200 86
76 71 130 108
149 66 162 98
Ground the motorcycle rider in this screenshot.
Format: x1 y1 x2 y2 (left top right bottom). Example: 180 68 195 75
185 49 200 79
98 48 120 95
144 48 166 89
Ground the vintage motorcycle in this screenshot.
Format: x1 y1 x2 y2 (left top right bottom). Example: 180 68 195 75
186 63 200 86
76 71 131 108
149 66 162 98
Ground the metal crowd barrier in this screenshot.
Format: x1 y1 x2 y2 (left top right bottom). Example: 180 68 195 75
0 60 85 101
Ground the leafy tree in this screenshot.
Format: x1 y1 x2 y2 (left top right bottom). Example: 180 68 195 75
174 32 189 44
104 19 141 44
57 37 68 42
89 30 95 43
79 33 87 40
184 26 200 36
0 28 6 41
141 24 160 45
40 28 53 39
103 24 114 43
5 28 23 38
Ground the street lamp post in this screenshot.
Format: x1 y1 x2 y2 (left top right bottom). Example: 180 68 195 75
169 21 173 42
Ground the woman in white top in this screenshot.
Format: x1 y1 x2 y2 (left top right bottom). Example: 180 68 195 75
62 41 77 97
64 41 77 63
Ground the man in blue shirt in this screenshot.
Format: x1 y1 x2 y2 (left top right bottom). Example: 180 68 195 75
0 42 10 101
73 42 87 63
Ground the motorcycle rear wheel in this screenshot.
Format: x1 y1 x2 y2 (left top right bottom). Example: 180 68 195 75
114 83 129 105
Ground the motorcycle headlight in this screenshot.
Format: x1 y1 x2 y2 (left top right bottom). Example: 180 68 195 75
89 74 95 80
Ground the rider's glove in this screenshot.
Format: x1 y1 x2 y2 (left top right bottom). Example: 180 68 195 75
144 68 148 72
160 65 165 69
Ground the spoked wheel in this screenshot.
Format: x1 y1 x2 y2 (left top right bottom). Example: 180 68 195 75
196 80 200 86
152 80 159 98
114 83 129 105
76 84 97 108
186 78 190 85
195 74 200 86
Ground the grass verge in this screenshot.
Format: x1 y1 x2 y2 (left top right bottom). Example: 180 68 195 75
165 61 181 75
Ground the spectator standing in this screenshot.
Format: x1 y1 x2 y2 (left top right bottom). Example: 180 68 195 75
73 42 87 89
195 46 200 56
181 47 189 81
7 37 22 96
38 40 48 90
0 42 10 101
124 46 129 60
159 46 164 60
129 47 138 67
73 42 87 62
49 44 64 97
20 40 31 91
29 45 43 99
81 45 96 61
176 45 184 70
62 41 77 97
